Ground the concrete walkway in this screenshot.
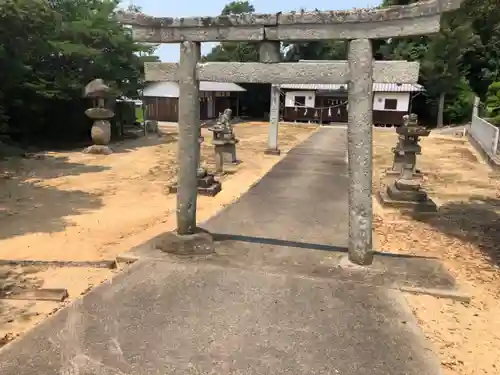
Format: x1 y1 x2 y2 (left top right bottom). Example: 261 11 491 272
0 128 447 375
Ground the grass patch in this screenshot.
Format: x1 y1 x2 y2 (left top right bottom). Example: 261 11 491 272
135 106 144 123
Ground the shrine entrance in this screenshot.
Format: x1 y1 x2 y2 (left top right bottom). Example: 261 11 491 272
118 0 463 265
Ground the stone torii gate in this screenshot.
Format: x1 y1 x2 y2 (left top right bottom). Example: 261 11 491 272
117 0 463 266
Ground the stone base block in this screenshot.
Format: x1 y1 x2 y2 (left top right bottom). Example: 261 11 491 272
214 142 238 164
387 184 428 202
153 228 215 256
224 160 242 166
199 181 222 196
384 168 423 178
223 155 240 164
83 145 112 155
395 178 421 191
378 188 437 213
168 180 222 197
264 148 281 155
198 174 216 188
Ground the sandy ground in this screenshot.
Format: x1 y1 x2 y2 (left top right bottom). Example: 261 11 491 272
1 124 499 375
0 121 317 346
373 130 500 375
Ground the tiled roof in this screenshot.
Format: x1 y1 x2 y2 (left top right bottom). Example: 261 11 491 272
276 83 424 92
143 81 246 97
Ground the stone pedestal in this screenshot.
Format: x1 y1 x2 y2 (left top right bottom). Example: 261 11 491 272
154 228 215 256
379 114 436 212
264 148 281 156
378 180 437 212
168 134 221 197
385 135 405 175
168 168 221 197
209 123 240 174
214 139 239 165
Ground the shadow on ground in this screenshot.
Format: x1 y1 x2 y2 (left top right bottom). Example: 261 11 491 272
2 155 108 180
0 155 105 240
109 129 177 154
213 233 348 253
212 232 437 261
411 196 500 267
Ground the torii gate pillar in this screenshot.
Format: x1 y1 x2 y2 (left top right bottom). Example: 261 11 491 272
260 42 282 156
347 39 374 265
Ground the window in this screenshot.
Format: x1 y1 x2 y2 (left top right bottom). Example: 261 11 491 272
384 98 398 110
295 95 306 106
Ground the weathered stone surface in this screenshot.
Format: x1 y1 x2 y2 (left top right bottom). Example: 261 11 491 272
168 177 222 197
145 120 159 132
264 149 281 155
177 41 201 235
387 184 427 201
266 85 281 153
378 188 437 213
220 143 238 164
154 228 215 255
132 25 264 43
84 78 110 98
259 41 281 64
82 145 113 155
144 61 420 84
380 114 436 212
266 16 441 41
117 1 464 28
84 107 114 120
260 42 281 155
347 39 374 266
90 120 111 145
117 0 465 42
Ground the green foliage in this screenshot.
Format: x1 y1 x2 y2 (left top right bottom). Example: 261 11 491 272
203 1 259 63
205 0 498 125
485 82 500 125
135 107 144 123
0 0 156 140
444 80 475 124
221 1 254 14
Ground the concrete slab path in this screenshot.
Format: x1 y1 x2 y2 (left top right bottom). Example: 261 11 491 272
0 128 444 375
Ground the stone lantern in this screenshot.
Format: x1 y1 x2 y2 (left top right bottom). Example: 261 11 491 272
378 113 436 212
385 114 422 177
83 79 114 155
208 109 240 174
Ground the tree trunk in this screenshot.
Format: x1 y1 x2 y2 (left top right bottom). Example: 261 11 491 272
437 92 445 128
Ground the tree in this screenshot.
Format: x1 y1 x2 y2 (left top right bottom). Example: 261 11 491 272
202 0 499 126
0 0 155 139
485 82 500 125
419 14 474 127
458 0 500 98
203 1 259 63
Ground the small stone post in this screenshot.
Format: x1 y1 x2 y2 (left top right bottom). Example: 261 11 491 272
472 96 480 117
177 41 200 235
347 39 374 266
260 42 281 155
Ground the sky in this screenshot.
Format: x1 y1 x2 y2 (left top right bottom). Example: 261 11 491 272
127 0 381 62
